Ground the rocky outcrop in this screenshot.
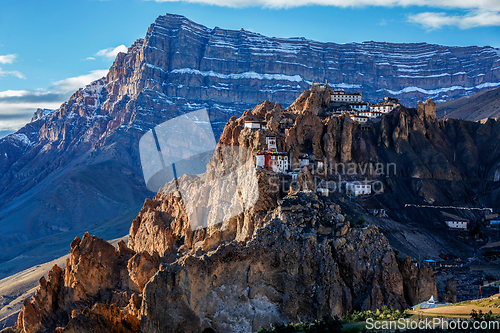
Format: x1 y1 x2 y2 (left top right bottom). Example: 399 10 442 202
8 189 414 333
11 233 142 333
399 257 438 306
61 303 140 333
288 86 332 115
30 109 54 122
418 99 437 121
286 111 325 162
441 278 457 303
141 193 406 333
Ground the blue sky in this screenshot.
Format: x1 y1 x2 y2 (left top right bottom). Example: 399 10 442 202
1 0 500 137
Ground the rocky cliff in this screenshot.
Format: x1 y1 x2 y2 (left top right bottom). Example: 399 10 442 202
3 91 452 333
2 12 500 281
3 188 431 333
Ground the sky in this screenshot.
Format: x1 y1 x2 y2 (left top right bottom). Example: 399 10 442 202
1 0 500 138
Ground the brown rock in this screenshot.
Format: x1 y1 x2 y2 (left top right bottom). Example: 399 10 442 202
441 277 457 303
399 257 438 306
16 265 64 333
286 111 324 161
127 251 160 292
141 199 406 333
61 303 138 333
13 233 138 333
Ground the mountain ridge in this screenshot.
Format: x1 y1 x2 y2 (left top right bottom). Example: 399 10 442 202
436 86 500 121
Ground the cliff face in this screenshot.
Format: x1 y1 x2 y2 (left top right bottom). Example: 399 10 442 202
12 233 142 333
1 13 500 269
7 194 417 333
140 196 405 333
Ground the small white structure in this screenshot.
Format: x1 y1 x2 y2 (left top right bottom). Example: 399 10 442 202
256 154 265 168
351 115 369 123
359 111 383 118
317 188 329 196
445 221 468 230
299 156 310 167
346 182 372 196
411 295 451 310
291 172 299 180
266 136 277 151
311 80 327 91
331 90 362 103
256 151 289 173
370 102 400 114
244 120 261 129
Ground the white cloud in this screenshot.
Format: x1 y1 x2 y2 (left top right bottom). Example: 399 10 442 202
51 69 108 94
0 67 25 79
95 45 128 60
149 0 500 29
0 90 30 98
0 70 108 135
408 10 500 29
0 54 17 64
84 57 95 61
0 100 62 135
147 0 500 11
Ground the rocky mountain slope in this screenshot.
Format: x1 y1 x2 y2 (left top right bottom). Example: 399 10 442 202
1 12 500 279
8 83 500 332
437 86 500 121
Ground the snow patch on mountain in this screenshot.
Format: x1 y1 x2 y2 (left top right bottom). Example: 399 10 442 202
9 133 33 148
170 68 305 83
383 82 500 95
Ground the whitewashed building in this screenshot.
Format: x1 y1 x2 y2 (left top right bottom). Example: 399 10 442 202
445 221 468 230
256 151 289 173
351 115 369 123
271 154 289 173
370 101 400 114
266 136 277 151
346 182 372 196
359 111 383 118
331 90 362 103
244 120 261 129
299 155 310 167
350 102 369 112
256 154 265 168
